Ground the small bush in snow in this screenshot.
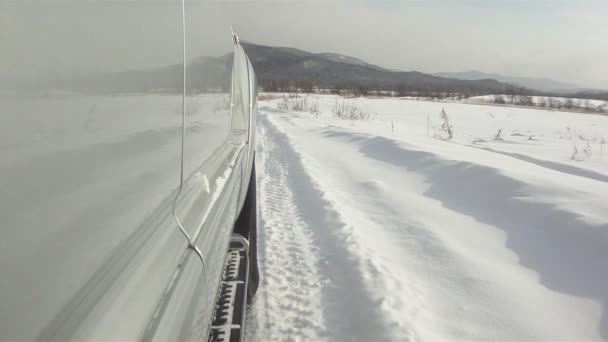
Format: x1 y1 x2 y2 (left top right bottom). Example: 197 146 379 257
332 99 371 120
494 95 506 104
434 108 454 140
580 136 592 158
493 128 504 141
569 133 593 161
518 96 534 106
429 108 454 140
278 95 320 117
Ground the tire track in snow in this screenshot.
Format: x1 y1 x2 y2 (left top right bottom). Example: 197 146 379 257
245 114 327 340
246 113 392 341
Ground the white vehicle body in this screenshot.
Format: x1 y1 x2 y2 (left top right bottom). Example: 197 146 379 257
0 1 257 340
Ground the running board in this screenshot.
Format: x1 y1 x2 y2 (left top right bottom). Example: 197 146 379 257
209 234 250 342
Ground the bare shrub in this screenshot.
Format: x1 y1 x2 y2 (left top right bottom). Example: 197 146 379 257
569 132 593 161
493 128 504 141
430 108 454 140
579 135 592 158
332 99 371 120
494 95 506 104
571 140 580 160
435 108 453 140
277 96 288 111
517 96 534 106
277 94 320 117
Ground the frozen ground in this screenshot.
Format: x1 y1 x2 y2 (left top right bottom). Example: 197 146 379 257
246 95 608 341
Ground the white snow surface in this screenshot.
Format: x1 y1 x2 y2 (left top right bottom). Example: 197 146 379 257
246 95 608 341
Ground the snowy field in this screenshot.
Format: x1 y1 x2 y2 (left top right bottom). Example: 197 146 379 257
245 94 608 340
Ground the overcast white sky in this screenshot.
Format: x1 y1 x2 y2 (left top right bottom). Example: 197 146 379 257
2 0 607 89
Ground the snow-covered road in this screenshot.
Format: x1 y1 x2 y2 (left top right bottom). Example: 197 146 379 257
246 113 392 340
246 97 608 341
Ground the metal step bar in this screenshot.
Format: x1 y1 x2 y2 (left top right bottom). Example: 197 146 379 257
209 234 250 342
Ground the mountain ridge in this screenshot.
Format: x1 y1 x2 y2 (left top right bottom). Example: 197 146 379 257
240 42 526 96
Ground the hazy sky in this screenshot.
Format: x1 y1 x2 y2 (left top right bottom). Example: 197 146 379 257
2 0 607 89
226 0 608 89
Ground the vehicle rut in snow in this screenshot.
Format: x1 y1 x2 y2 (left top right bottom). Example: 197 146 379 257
245 113 391 341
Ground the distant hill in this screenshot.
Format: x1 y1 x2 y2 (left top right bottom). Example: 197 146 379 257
240 42 526 96
434 70 579 92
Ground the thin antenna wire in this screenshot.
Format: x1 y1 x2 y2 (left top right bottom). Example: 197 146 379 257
180 1 186 192
172 0 206 268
